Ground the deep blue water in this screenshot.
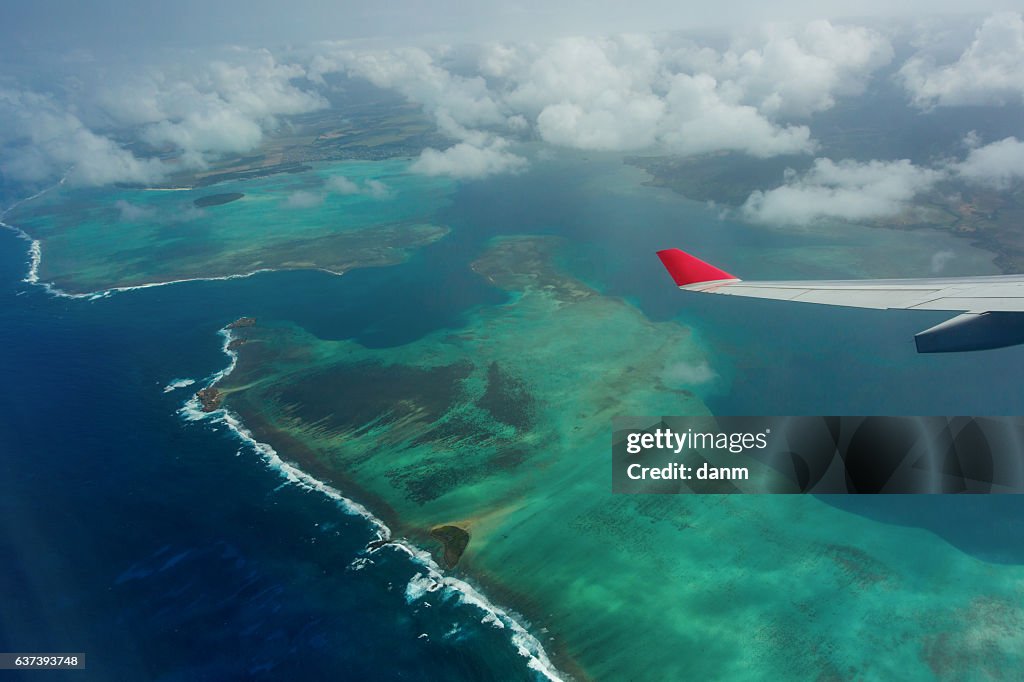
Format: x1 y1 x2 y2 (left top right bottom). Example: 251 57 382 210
0 229 540 681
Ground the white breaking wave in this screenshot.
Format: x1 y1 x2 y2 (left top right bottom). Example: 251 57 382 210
163 378 196 393
73 267 348 301
20 261 344 302
347 557 373 572
178 325 566 682
24 239 41 284
0 178 65 288
405 572 444 602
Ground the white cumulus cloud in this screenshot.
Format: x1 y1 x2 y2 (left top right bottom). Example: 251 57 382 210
741 158 945 225
679 20 893 118
114 200 155 221
325 175 394 197
326 176 361 195
900 12 1024 108
0 89 164 186
311 24 890 163
662 361 717 386
311 45 505 132
283 190 324 208
1 48 326 186
99 49 326 168
411 138 527 179
953 136 1024 189
659 72 814 157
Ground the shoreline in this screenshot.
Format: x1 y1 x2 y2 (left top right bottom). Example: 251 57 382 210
0 181 353 301
0 216 347 300
180 325 568 682
1 185 569 680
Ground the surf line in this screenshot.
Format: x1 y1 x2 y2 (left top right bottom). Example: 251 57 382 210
0 182 347 300
178 325 565 682
0 222 344 300
0 178 65 290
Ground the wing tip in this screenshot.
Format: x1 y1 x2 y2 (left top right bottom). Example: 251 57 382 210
656 248 736 287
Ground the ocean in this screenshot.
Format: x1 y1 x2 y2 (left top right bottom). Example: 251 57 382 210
3 148 1024 680
0 229 545 680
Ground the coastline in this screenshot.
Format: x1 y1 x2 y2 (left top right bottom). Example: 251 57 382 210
0 179 64 291
180 324 569 682
1 185 569 680
1 157 456 302
0 215 347 300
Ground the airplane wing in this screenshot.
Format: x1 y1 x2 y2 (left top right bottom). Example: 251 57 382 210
656 247 1024 353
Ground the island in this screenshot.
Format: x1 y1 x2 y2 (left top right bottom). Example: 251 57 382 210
195 387 223 412
4 157 458 295
193 192 244 208
430 525 471 568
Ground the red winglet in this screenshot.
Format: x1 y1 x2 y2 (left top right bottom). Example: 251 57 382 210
656 248 736 286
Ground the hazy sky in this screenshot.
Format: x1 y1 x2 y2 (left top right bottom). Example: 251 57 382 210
2 0 1020 50
3 2 1023 229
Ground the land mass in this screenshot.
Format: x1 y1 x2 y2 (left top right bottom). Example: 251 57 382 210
193 192 245 207
196 387 223 412
628 153 1024 272
430 525 471 568
6 155 456 295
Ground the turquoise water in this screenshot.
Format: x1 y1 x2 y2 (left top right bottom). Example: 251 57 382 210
7 159 457 293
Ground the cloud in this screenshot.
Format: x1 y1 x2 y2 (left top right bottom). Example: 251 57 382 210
411 138 527 179
283 190 324 208
114 200 155 221
489 34 818 155
741 158 945 225
662 361 717 386
499 35 667 151
677 20 893 118
114 199 208 224
311 45 533 178
326 176 361 194
659 72 814 157
952 136 1024 189
0 89 165 187
931 250 956 273
0 48 326 186
311 45 505 132
311 25 887 160
98 49 326 168
283 175 397 207
900 12 1024 107
325 175 393 198
492 23 888 152
364 179 392 198
739 135 1024 226
0 21 897 188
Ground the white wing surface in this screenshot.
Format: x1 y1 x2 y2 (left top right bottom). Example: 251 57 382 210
657 248 1024 353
